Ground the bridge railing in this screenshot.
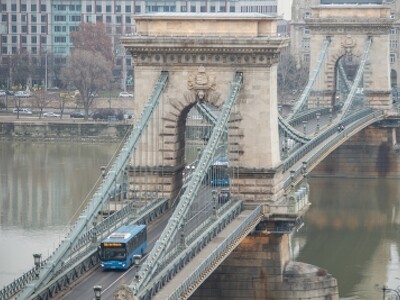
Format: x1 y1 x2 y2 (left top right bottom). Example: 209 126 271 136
283 108 384 189
165 205 262 300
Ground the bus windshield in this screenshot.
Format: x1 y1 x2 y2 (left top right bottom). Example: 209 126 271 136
102 246 127 261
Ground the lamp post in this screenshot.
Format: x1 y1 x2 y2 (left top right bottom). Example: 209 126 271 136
315 112 320 134
93 285 102 300
33 253 41 278
302 120 307 135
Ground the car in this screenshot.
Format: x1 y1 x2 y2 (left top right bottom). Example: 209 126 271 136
13 108 32 115
91 108 124 121
70 111 85 118
43 111 60 118
14 91 31 98
0 90 6 96
119 92 133 98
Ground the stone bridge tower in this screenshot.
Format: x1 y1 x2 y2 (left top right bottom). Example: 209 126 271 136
306 5 394 110
122 14 288 207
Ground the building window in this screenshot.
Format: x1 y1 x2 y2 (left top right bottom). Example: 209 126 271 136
32 36 37 44
219 6 225 12
116 16 121 23
96 15 103 22
229 6 235 12
1 47 7 54
391 28 397 35
210 6 216 12
135 6 141 13
304 53 310 63
21 36 27 44
21 26 27 33
41 4 46 12
126 16 131 23
126 5 131 13
11 26 17 33
302 38 310 48
41 15 47 22
86 5 92 12
11 15 17 22
1 36 6 43
116 5 121 12
12 47 17 54
391 54 396 64
200 6 206 12
55 36 67 43
106 5 112 13
1 15 7 22
41 26 47 33
180 5 187 12
106 16 112 23
70 26 79 32
70 15 81 22
32 47 37 54
21 4 27 12
1 4 6 11
31 26 37 33
391 40 398 49
12 36 17 43
54 15 66 22
57 5 66 11
31 15 37 23
190 6 196 12
96 5 102 13
11 4 17 12
21 15 26 22
31 4 37 12
41 36 47 44
304 27 310 35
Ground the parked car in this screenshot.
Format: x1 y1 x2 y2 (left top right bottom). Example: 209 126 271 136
43 111 60 118
119 92 133 98
91 108 124 121
14 91 31 98
70 111 85 118
0 90 6 96
13 108 32 115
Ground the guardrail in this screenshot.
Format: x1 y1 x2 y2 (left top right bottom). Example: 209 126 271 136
282 108 384 189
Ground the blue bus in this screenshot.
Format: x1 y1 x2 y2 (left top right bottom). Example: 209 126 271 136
209 156 230 186
98 224 147 270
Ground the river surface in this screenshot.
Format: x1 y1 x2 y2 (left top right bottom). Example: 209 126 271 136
0 141 399 299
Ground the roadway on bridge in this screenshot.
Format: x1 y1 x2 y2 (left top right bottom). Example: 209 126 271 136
59 206 174 300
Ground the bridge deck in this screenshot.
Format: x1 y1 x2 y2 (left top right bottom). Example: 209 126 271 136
152 209 257 300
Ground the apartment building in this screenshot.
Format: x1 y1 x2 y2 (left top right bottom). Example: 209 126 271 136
0 0 279 90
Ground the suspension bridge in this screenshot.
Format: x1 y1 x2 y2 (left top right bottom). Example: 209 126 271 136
2 7 399 300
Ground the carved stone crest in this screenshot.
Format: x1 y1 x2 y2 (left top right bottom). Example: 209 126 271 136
341 35 356 54
185 66 220 103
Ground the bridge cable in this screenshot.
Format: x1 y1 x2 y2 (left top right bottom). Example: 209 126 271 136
16 71 169 300
287 37 331 120
338 37 372 120
130 72 243 294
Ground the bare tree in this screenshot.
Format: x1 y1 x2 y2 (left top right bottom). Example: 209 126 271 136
31 90 52 118
277 53 309 104
61 50 112 118
10 50 32 90
71 22 114 63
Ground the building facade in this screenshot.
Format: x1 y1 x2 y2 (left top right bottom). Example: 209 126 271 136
0 0 278 90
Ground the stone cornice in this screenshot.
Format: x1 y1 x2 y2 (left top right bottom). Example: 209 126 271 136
122 36 288 66
305 17 394 29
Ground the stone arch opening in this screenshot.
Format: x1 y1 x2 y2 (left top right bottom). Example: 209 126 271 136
328 43 364 107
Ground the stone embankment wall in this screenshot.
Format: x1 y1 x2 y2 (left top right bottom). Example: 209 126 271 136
312 126 400 178
0 121 132 143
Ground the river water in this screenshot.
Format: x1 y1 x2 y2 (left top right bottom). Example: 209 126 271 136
0 141 399 299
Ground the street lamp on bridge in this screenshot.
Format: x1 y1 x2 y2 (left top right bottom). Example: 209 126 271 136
93 285 102 300
33 253 41 278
